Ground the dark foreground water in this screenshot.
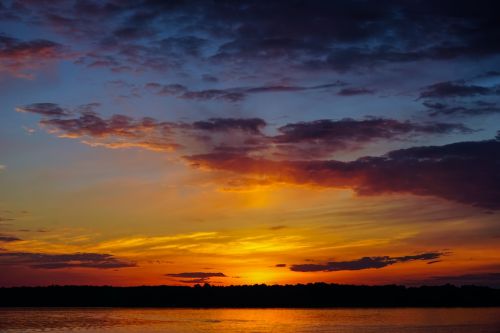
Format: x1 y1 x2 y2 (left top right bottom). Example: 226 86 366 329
0 308 499 332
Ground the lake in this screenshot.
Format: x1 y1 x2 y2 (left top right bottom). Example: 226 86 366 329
1 308 499 332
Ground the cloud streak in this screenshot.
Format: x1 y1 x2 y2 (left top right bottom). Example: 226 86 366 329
429 273 500 287
146 82 345 102
290 252 445 272
165 272 227 284
0 251 136 269
420 81 499 99
0 235 21 242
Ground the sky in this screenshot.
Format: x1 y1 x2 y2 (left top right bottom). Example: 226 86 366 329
0 0 499 287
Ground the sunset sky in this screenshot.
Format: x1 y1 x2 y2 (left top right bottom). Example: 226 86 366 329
0 0 499 287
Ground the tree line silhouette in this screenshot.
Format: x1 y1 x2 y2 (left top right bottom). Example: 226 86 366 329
1 283 499 307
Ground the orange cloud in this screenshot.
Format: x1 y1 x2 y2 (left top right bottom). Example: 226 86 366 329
186 138 500 209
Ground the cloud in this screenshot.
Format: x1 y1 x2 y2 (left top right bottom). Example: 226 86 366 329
202 74 218 83
272 118 473 158
19 97 481 159
208 1 500 71
269 225 287 231
0 235 21 242
177 278 211 284
23 103 474 158
419 81 499 99
0 34 66 78
275 264 287 267
186 138 500 209
337 88 375 96
165 272 227 278
147 82 345 102
3 1 500 75
20 103 272 153
16 103 70 117
192 118 266 134
181 89 246 102
275 118 471 143
423 101 500 117
429 272 500 287
156 36 207 57
478 71 500 79
145 83 188 96
166 272 227 284
0 251 136 269
290 252 445 272
20 103 180 152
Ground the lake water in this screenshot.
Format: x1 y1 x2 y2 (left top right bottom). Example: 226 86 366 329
0 308 499 332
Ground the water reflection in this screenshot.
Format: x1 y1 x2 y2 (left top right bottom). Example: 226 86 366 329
1 308 499 332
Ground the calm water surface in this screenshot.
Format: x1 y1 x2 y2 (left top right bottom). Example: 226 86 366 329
0 308 499 332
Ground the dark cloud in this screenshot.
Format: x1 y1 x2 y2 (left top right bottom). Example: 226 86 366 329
16 103 70 117
430 272 500 287
145 83 187 96
3 1 500 74
181 89 246 103
419 77 500 118
337 87 375 96
112 26 157 40
419 81 499 99
209 1 500 70
423 101 500 117
477 71 500 79
275 264 287 267
276 118 471 143
304 47 421 72
192 118 266 134
20 103 274 151
202 74 218 83
165 272 227 278
427 260 441 264
290 252 445 272
40 113 163 137
166 272 227 284
272 118 473 158
269 225 287 230
0 235 21 242
0 251 136 269
244 82 345 93
0 34 66 78
21 103 180 152
147 82 345 102
178 278 211 284
0 35 61 58
186 138 500 209
24 102 475 158
156 36 207 57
